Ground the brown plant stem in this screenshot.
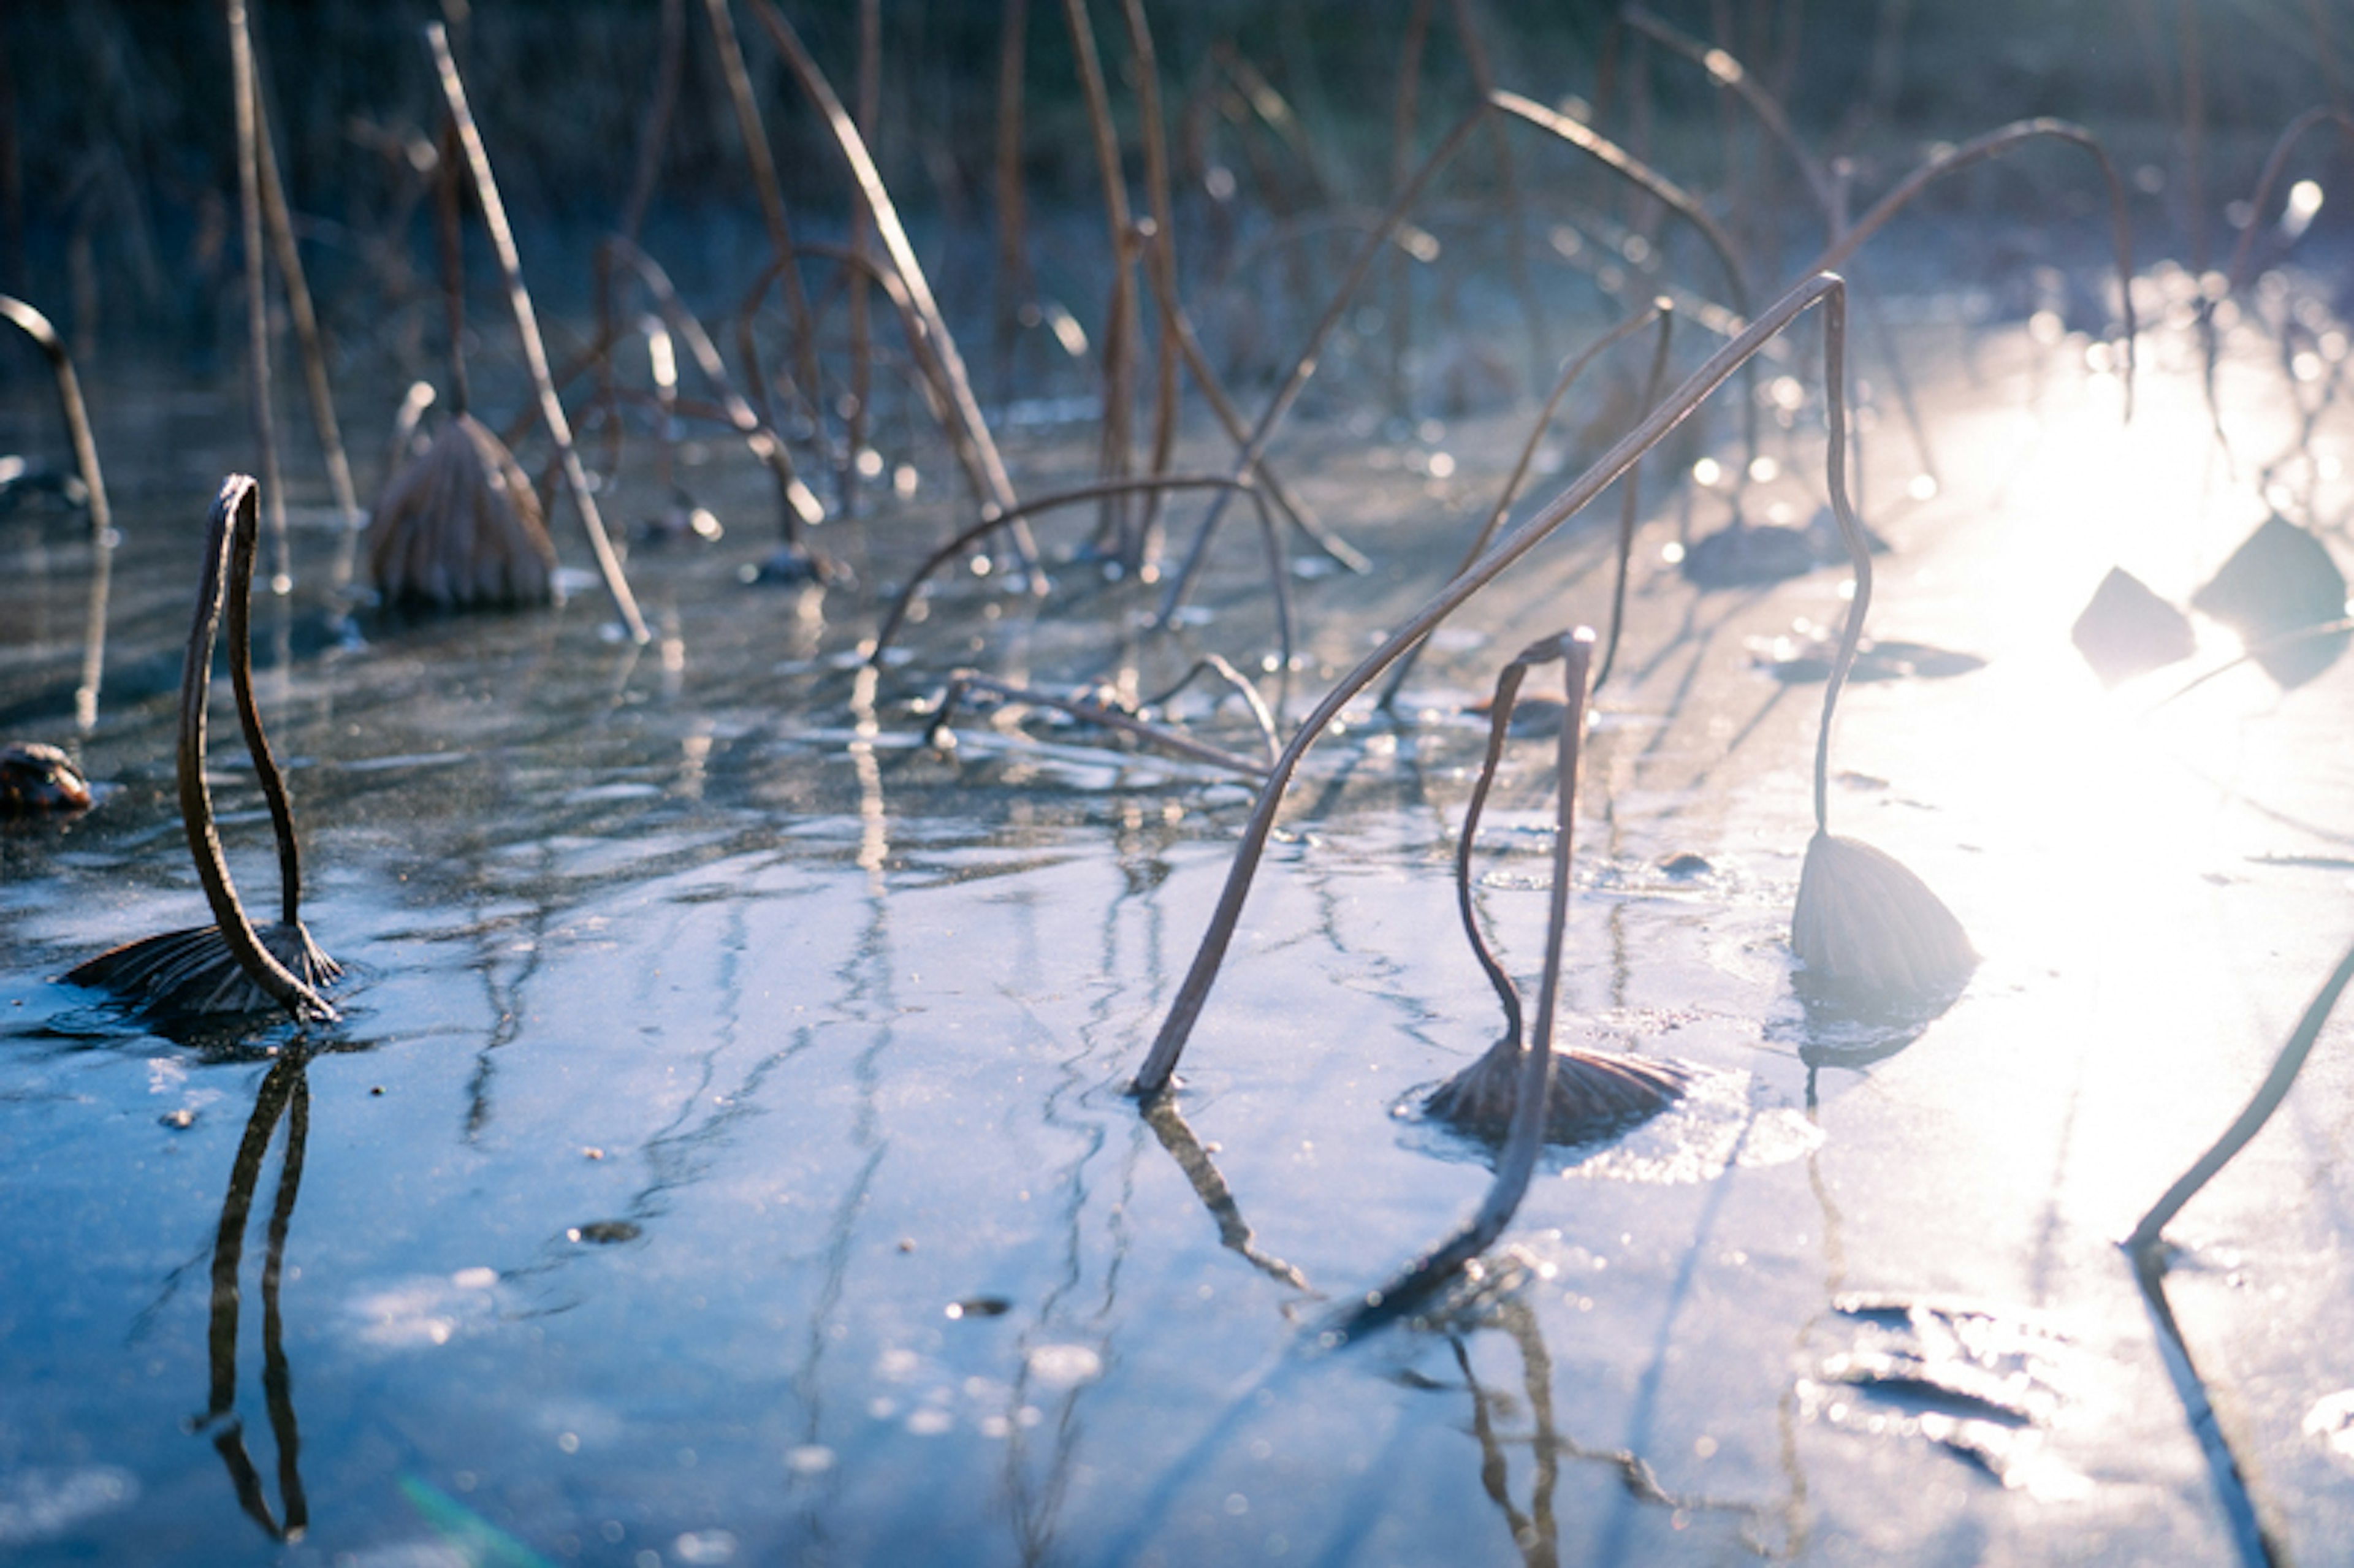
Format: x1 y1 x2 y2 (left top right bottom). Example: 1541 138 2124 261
927 671 1273 779
425 21 649 644
2129 937 2354 1258
1341 631 1593 1328
182 478 334 1022
870 474 1265 664
1135 272 1855 1097
991 0 1032 404
1063 0 1139 560
1447 0 1552 395
1594 300 1677 694
620 0 685 245
1798 117 2138 417
1376 301 1670 712
227 0 289 593
604 237 827 560
748 0 1042 583
0 293 113 731
242 26 361 575
1121 0 1183 567
702 0 824 436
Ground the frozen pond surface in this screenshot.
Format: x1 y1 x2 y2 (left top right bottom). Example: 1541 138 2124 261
4 299 2354 1564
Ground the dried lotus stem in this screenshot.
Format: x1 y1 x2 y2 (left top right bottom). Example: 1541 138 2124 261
1135 272 1859 1097
0 293 114 730
425 22 650 644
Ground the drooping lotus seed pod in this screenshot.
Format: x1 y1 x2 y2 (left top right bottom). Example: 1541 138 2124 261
367 414 559 611
1791 830 1976 1001
2071 566 2196 687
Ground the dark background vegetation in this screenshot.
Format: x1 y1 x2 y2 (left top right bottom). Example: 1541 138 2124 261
0 0 2348 388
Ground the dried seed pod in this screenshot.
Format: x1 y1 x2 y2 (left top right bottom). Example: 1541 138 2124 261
1791 831 1976 1001
367 414 558 611
2189 516 2349 688
2071 566 2195 686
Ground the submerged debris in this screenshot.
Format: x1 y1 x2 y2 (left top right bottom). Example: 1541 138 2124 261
0 741 91 813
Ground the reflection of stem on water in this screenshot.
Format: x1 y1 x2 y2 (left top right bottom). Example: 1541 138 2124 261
2131 1253 2280 1568
1141 1095 1312 1292
1449 1300 1777 1564
200 1050 312 1542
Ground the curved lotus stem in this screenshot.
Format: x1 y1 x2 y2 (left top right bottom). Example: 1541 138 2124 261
869 474 1264 666
425 22 650 644
224 477 303 928
1339 633 1591 1330
1451 655 1534 1046
1812 291 1865 838
1802 118 2139 418
1377 301 1672 712
183 478 335 1022
1134 272 1854 1097
0 293 114 731
2130 935 2354 1258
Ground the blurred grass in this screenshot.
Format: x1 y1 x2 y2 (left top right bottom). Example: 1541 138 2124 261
0 1 2347 380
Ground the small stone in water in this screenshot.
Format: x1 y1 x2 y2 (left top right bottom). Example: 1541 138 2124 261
159 1108 196 1129
568 1220 641 1245
583 1146 605 1160
1659 853 1712 878
946 1296 1012 1320
898 1238 916 1253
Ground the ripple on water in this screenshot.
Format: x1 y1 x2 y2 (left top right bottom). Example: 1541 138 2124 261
0 1467 139 1545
